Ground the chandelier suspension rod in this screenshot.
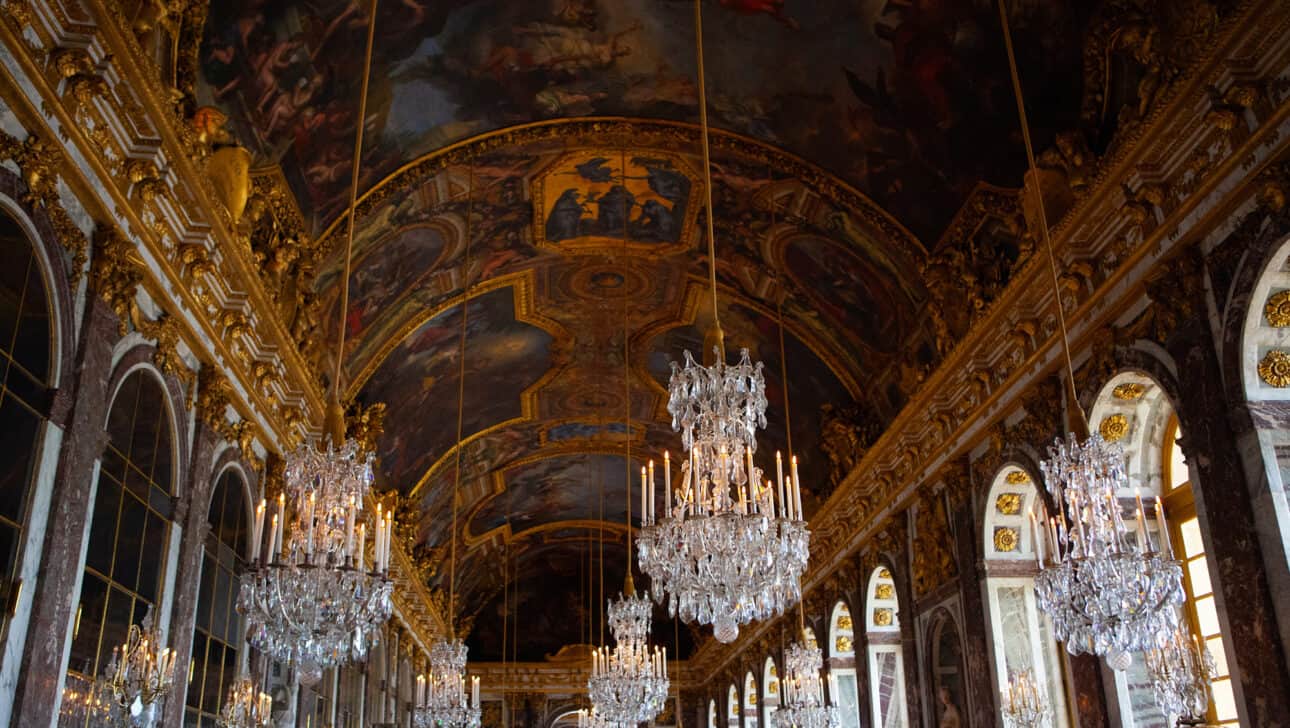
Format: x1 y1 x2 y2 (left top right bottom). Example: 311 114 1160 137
694 0 724 356
996 0 1089 435
332 0 380 421
770 190 808 636
449 160 475 639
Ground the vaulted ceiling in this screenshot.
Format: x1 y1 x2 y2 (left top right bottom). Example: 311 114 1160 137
198 0 1090 658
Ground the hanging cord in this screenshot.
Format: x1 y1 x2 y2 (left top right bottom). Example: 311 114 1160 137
448 161 475 640
599 455 606 644
331 0 381 434
501 456 512 726
621 148 637 591
997 0 1089 436
769 182 807 637
694 0 724 358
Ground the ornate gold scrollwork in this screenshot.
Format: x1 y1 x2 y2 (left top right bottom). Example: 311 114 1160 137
1112 382 1147 400
0 131 89 279
90 228 143 333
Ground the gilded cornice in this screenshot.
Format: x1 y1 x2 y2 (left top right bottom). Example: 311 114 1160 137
0 0 322 451
0 0 449 647
684 0 1290 683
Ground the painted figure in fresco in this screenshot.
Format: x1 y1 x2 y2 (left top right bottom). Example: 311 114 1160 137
718 0 799 29
547 190 588 242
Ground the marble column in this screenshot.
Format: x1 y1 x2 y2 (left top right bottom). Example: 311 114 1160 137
949 498 996 727
161 417 223 725
11 295 119 726
1169 323 1290 725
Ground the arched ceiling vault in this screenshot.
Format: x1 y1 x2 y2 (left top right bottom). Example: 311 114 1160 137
198 0 1091 658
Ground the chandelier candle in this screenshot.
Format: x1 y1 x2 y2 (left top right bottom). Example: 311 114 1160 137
1032 433 1184 670
238 439 395 685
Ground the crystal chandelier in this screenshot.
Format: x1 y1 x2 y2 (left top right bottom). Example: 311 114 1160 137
413 639 481 728
1032 433 1183 668
217 677 273 728
577 707 628 728
636 350 810 644
774 636 840 728
101 606 176 725
1144 621 1215 724
60 672 112 727
636 0 808 644
238 438 395 684
588 577 670 723
237 0 394 686
1000 670 1050 728
992 0 1183 673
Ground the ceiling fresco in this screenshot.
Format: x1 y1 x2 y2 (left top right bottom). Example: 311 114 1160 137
199 0 1090 240
192 0 1098 658
328 127 922 653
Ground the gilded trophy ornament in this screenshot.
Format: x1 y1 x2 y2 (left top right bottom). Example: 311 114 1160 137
1258 349 1290 387
1264 290 1290 327
1098 413 1130 442
1004 470 1031 485
1112 382 1147 400
993 527 1019 553
995 493 1023 516
874 583 894 600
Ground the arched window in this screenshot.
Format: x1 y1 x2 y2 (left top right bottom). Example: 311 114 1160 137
864 567 908 728
0 213 53 646
728 684 739 728
185 468 249 725
1161 418 1236 725
743 671 758 728
709 698 718 728
1089 372 1234 726
67 369 175 694
926 610 967 724
762 657 779 728
982 466 1069 726
827 602 860 728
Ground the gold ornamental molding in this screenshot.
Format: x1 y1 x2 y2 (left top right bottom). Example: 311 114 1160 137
314 117 926 262
0 0 449 649
684 0 1290 682
1263 289 1290 326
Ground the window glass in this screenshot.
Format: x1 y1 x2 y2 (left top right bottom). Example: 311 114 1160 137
0 214 51 646
67 370 173 705
186 471 248 725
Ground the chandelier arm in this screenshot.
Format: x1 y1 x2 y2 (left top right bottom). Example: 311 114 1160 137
449 160 475 639
693 0 723 357
996 0 1088 437
331 0 380 414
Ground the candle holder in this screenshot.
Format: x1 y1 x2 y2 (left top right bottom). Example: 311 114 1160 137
101 606 176 726
1000 669 1050 728
237 438 394 682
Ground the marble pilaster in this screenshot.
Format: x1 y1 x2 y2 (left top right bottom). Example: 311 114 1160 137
160 418 223 726
1170 322 1290 725
11 294 118 726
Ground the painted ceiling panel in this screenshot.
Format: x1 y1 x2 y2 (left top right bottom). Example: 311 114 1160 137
199 0 1088 240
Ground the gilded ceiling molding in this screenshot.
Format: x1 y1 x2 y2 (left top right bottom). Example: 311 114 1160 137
314 117 925 262
684 0 1290 681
